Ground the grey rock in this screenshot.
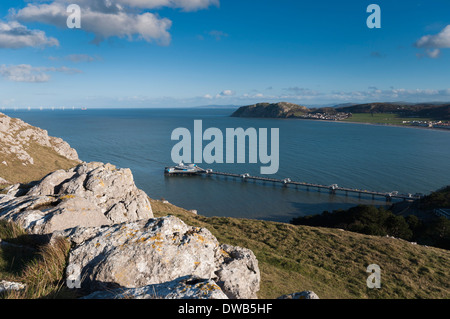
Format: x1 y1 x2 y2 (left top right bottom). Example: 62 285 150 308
0 194 112 234
215 244 260 299
56 215 261 299
0 162 153 234
82 276 228 299
0 280 26 294
58 216 220 292
277 291 320 299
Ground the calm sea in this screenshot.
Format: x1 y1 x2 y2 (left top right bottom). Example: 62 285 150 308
3 108 450 222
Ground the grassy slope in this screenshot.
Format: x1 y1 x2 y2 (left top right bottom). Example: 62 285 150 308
0 116 79 185
342 113 433 126
151 199 450 299
0 220 77 299
0 143 79 185
1 196 448 299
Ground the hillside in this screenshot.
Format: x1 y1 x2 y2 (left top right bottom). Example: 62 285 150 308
150 199 450 299
232 102 450 121
0 112 81 184
231 102 309 118
291 202 450 250
335 102 450 120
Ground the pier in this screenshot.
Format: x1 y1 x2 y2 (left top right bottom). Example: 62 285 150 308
164 165 423 201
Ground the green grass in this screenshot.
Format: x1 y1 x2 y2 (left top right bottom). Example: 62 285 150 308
151 199 450 299
2 198 449 299
0 220 78 299
0 143 79 185
342 113 433 126
0 114 79 185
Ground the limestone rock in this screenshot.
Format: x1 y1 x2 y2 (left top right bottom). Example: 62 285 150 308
57 216 219 292
27 162 153 224
82 276 228 299
277 291 320 299
0 280 26 294
0 162 153 234
0 194 112 234
55 215 261 299
214 244 260 299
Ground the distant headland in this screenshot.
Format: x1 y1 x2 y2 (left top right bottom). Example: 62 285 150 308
231 102 450 129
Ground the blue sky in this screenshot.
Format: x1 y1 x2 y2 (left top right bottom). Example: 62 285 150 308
1 0 450 108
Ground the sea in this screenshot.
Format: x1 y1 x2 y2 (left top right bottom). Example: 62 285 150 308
3 107 450 223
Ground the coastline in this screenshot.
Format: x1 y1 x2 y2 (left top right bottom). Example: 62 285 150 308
289 117 450 132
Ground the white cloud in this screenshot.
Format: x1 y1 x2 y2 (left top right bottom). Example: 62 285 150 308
218 89 234 96
426 48 441 59
12 0 219 45
415 25 450 58
415 25 450 48
0 20 59 49
14 2 173 45
0 64 81 82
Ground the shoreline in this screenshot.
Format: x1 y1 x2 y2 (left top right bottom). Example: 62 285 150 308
290 117 450 132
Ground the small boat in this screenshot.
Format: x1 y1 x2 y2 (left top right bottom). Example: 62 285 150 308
164 162 202 175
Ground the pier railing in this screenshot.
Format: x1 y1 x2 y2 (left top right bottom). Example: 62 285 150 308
164 166 423 201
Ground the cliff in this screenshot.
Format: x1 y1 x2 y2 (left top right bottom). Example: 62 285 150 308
231 102 309 118
0 112 81 184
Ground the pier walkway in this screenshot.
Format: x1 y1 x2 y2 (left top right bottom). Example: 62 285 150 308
164 166 423 201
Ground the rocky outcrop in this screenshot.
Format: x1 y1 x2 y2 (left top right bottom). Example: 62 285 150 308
231 102 309 118
0 112 80 165
0 161 261 299
215 244 260 299
0 162 153 234
53 215 260 299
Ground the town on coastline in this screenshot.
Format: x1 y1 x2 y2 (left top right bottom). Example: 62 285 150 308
231 102 450 129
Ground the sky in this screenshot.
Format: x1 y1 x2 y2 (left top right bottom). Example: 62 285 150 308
0 0 450 108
